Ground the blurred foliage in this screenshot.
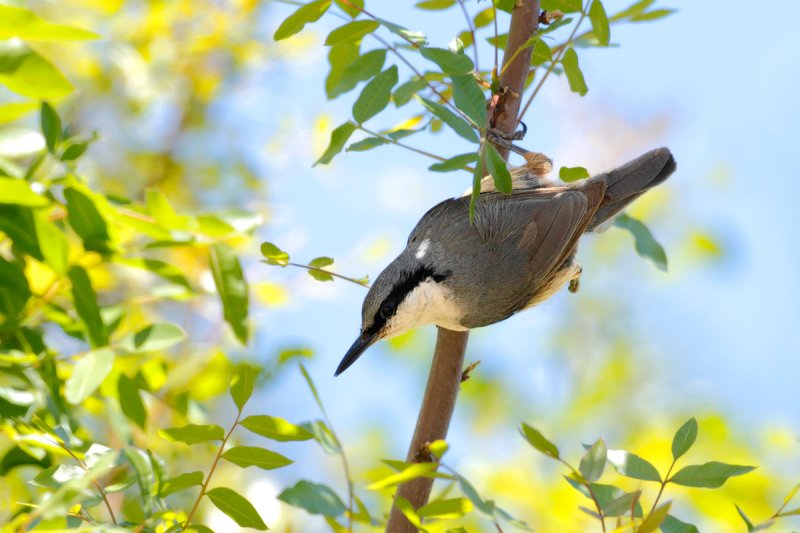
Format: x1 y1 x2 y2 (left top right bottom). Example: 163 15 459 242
0 1 798 532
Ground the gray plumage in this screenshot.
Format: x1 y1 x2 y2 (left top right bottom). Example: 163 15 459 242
336 147 676 376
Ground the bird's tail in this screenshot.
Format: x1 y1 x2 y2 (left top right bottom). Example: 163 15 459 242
584 147 676 231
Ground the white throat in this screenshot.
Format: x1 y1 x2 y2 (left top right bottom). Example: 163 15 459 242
384 278 467 338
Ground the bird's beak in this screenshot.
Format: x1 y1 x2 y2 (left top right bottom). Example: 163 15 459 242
335 332 377 376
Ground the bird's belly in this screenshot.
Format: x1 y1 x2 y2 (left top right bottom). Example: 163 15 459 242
525 261 579 308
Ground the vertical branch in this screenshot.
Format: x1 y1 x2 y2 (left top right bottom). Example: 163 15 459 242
386 2 540 531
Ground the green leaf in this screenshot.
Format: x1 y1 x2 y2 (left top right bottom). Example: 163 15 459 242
602 490 641 517
160 424 225 445
469 145 483 223
417 96 478 143
0 4 99 41
307 256 335 282
333 0 363 18
346 136 388 152
324 20 379 45
274 0 332 41
420 47 474 75
303 419 341 454
115 257 192 290
222 445 292 470
559 165 589 182
531 39 553 66
119 322 186 353
522 423 559 459
0 126 44 158
588 1 610 46
117 374 146 430
418 497 472 519
669 461 756 488
631 9 676 22
638 501 672 533
368 462 443 490
610 0 655 21
206 487 268 530
328 48 386 99
452 75 486 127
670 417 698 460
540 0 582 13
240 415 314 441
376 18 427 46
352 65 398 123
0 257 31 322
279 479 346 517
561 48 588 96
68 265 108 347
260 241 290 266
660 514 700 533
0 101 38 123
123 447 155 505
429 152 477 172
393 77 427 107
614 213 668 272
314 121 356 166
416 0 456 9
209 243 249 344
159 471 204 497
579 439 607 483
485 143 512 194
606 449 661 482
0 177 48 206
40 102 61 153
64 348 114 404
0 40 73 100
60 140 89 161
64 186 111 253
230 364 258 412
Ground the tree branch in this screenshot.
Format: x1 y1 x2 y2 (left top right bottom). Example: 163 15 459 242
385 2 540 531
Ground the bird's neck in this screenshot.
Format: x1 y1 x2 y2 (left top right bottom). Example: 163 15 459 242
392 278 468 335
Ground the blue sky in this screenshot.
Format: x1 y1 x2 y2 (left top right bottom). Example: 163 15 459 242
195 0 800 528
241 0 800 430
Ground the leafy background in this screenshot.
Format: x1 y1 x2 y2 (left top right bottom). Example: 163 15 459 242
1 0 799 532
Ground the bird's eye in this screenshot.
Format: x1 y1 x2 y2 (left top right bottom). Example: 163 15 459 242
380 302 395 318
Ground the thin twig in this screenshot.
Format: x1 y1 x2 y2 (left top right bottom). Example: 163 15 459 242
59 445 118 525
286 261 369 288
182 410 242 530
492 2 499 72
648 457 676 516
356 125 472 170
300 365 355 533
516 7 589 127
456 0 479 71
336 0 477 125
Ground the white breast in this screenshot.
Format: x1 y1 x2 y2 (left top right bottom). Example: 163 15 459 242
383 279 467 339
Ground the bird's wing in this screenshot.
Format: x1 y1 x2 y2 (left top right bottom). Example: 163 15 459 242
473 181 606 296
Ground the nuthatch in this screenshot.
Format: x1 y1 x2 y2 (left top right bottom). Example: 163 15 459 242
336 148 676 376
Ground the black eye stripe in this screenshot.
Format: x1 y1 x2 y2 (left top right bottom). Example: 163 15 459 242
365 266 451 336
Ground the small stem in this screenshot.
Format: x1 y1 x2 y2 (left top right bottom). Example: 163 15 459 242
584 482 607 532
649 458 676 516
59 445 117 525
302 368 355 533
515 7 588 127
286 261 370 288
456 0 479 72
356 125 474 172
492 3 499 72
336 0 477 125
182 410 242 530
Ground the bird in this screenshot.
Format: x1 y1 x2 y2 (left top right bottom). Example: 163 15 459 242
335 147 676 376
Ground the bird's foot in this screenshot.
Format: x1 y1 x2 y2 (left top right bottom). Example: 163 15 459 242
568 264 583 293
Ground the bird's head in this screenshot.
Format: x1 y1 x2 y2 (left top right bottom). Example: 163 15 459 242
335 251 452 376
